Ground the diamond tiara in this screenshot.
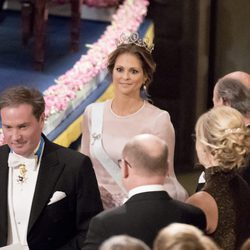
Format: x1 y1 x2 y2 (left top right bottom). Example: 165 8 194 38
116 32 154 54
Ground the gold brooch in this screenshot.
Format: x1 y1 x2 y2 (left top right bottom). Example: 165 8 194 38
17 164 27 184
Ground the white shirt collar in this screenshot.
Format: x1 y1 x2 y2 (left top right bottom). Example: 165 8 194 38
8 138 45 171
128 185 165 199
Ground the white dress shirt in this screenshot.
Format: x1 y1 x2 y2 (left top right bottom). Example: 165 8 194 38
128 185 166 199
7 139 44 250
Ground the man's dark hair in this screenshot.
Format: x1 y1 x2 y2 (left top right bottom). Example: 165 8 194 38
0 86 45 120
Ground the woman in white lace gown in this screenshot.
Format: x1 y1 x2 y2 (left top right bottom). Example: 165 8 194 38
81 33 188 209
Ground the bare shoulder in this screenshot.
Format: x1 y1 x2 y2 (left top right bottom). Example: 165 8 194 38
186 191 218 233
186 191 213 205
186 191 217 214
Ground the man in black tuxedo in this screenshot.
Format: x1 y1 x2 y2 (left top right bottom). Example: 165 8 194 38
0 86 103 249
83 134 206 250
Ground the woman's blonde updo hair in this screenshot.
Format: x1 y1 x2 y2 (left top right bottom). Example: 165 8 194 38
195 106 250 170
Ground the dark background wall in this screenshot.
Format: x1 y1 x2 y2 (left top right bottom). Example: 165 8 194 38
207 0 250 107
147 0 199 173
147 0 250 173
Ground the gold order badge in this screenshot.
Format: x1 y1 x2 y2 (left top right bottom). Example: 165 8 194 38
17 164 28 183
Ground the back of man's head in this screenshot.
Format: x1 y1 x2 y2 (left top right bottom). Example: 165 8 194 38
224 71 250 89
213 76 250 119
99 235 150 250
122 134 168 178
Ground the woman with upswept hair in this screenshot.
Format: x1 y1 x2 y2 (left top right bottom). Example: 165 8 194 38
187 106 250 250
81 33 187 209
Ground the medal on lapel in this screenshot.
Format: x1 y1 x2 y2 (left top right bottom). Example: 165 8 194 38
17 164 27 184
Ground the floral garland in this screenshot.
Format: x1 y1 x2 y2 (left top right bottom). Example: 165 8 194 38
0 0 149 144
44 0 149 118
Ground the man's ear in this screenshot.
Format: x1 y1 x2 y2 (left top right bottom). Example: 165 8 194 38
39 112 45 129
40 112 45 121
166 160 170 177
122 161 130 179
222 97 230 106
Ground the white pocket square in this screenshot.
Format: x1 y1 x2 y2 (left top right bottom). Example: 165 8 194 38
48 191 66 205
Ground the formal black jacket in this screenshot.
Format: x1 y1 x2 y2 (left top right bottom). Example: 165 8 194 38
0 135 103 250
83 191 206 250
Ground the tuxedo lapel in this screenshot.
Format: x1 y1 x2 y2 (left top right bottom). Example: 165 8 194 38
0 145 10 246
28 140 65 233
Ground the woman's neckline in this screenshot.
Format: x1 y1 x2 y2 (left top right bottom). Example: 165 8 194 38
109 99 146 118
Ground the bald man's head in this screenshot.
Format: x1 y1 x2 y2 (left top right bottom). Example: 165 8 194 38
224 71 250 89
122 134 168 176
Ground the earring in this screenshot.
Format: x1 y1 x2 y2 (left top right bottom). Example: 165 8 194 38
141 83 150 99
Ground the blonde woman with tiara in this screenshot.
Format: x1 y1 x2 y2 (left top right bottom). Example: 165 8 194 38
187 106 250 250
